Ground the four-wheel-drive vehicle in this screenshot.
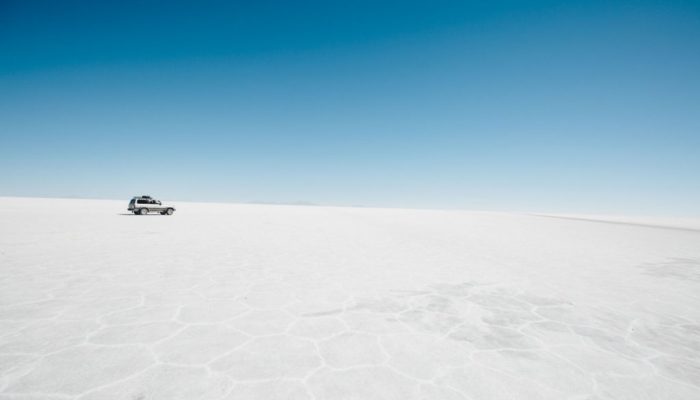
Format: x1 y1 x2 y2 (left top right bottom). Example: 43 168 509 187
128 196 175 215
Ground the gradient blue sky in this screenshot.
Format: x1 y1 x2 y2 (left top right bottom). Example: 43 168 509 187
1 0 699 215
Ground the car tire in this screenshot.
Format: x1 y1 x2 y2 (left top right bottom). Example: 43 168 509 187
139 208 149 215
166 208 174 215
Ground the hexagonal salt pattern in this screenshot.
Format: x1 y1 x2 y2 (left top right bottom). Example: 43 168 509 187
1 198 700 399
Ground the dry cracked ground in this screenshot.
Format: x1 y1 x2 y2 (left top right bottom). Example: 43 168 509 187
0 198 699 399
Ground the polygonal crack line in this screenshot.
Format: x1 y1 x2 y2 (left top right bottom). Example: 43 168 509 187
202 336 255 368
306 384 318 400
7 341 108 367
2 317 82 341
540 347 599 390
175 305 252 326
645 355 700 386
490 307 548 326
438 381 477 400
0 351 40 361
347 302 412 315
518 318 570 334
0 357 41 392
653 350 700 364
655 371 700 392
86 322 187 347
599 368 699 394
70 296 144 319
392 310 425 333
577 337 657 371
23 308 65 323
201 292 251 302
4 346 153 395
59 333 93 352
190 281 215 295
301 340 328 384
225 377 310 389
312 328 360 344
221 308 257 323
340 296 355 313
241 298 292 311
171 304 186 321
383 356 441 386
589 371 606 398
281 320 303 336
513 325 550 348
531 302 575 317
213 378 238 400
630 340 676 361
421 364 480 400
0 391 74 400
154 359 217 370
568 323 664 361
0 322 35 339
317 333 387 369
237 326 300 340
476 360 573 397
95 302 158 326
306 361 439 395
71 362 160 399
374 335 393 366
218 377 316 400
440 321 471 340
280 302 303 317
406 304 463 319
0 296 56 309
227 307 300 337
336 315 352 331
290 291 306 305
280 307 300 322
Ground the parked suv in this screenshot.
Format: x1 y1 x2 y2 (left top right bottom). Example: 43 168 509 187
128 196 176 215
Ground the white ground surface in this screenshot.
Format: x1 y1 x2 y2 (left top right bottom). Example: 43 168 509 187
0 197 699 400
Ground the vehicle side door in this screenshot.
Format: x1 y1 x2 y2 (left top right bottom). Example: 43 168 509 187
150 199 163 211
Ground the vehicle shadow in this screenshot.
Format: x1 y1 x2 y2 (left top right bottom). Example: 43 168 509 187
117 213 163 216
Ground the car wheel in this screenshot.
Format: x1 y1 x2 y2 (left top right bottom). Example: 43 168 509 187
140 208 149 215
166 208 174 215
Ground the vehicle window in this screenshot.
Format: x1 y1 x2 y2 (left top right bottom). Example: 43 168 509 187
137 199 148 204
150 200 158 204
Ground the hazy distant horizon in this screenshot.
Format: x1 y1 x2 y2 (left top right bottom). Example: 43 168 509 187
4 194 700 220
2 1 699 216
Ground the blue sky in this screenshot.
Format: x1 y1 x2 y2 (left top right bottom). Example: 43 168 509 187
1 0 699 215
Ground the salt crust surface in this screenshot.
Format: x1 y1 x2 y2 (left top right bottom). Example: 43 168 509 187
0 197 699 399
